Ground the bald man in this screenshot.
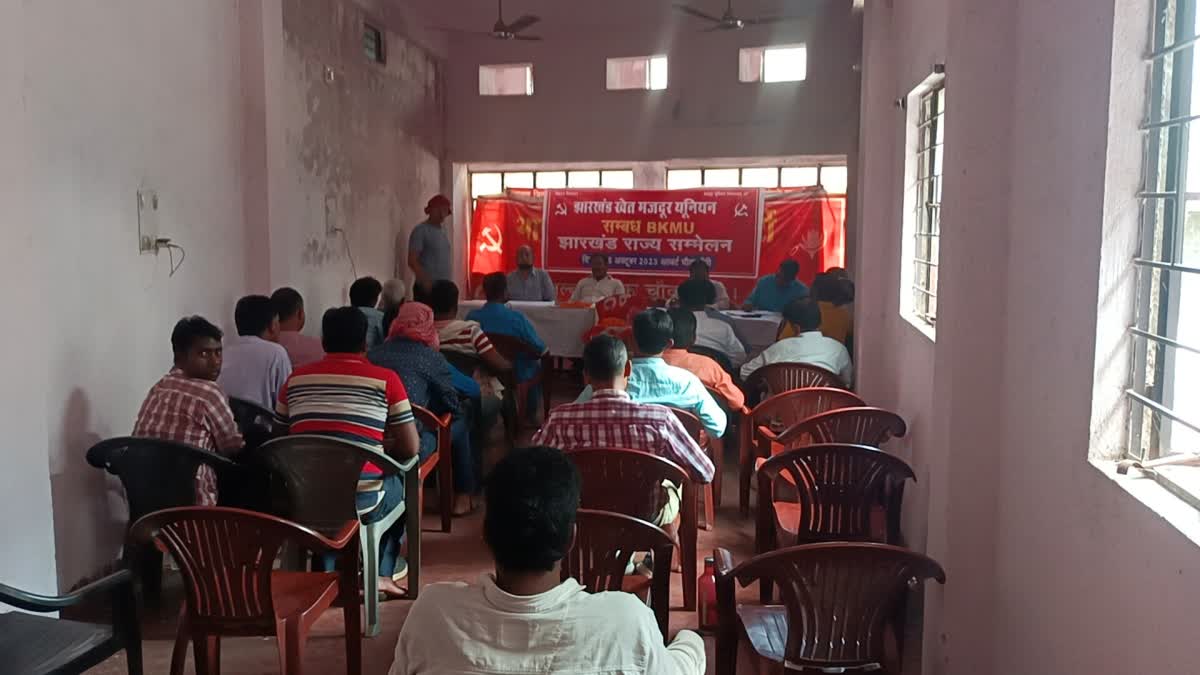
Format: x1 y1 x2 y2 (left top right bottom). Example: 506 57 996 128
506 245 556 302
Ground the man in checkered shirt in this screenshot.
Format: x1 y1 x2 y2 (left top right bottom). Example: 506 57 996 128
133 316 244 505
533 334 713 526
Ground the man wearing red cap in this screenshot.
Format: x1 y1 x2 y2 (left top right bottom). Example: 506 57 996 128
405 194 453 295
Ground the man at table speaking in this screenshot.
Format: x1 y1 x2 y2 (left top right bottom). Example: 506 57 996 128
507 245 556 302
742 258 810 312
569 252 626 303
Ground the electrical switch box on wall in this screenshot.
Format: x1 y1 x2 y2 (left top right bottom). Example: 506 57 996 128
138 188 159 253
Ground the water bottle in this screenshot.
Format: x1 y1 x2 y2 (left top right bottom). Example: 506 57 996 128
697 556 718 631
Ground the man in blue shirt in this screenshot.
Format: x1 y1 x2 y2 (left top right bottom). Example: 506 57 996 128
576 309 727 438
467 272 549 420
743 259 810 312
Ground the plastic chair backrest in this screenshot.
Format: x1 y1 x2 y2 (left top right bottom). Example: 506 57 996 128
85 436 238 522
758 444 915 543
744 362 844 401
228 396 283 449
566 448 690 522
749 388 865 436
723 543 945 670
780 406 907 448
441 350 481 377
669 408 708 447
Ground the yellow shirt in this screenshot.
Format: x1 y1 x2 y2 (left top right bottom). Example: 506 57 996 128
776 301 853 345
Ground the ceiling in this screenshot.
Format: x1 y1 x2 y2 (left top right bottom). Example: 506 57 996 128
403 0 847 35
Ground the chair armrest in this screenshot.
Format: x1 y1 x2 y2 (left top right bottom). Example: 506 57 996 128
0 569 133 613
289 519 360 553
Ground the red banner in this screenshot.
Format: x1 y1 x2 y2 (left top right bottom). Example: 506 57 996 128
761 190 845 285
542 188 761 278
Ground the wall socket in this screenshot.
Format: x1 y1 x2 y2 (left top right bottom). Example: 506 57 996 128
138 188 160 253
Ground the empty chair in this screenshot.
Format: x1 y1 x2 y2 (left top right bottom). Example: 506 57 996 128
773 406 907 450
563 509 675 641
742 362 845 404
739 387 866 515
566 448 699 611
669 408 719 530
130 506 361 675
714 543 946 675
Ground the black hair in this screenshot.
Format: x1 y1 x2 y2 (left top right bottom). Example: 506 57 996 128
233 295 277 337
778 259 800 279
632 308 673 355
582 334 629 381
271 287 304 322
428 280 460 315
171 316 223 357
667 308 697 349
484 446 581 572
689 258 709 272
349 277 383 308
810 273 841 303
590 253 609 265
783 297 823 332
676 279 716 309
412 282 431 306
482 272 508 302
321 306 368 354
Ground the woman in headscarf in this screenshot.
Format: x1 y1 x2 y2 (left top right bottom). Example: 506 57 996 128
368 302 481 516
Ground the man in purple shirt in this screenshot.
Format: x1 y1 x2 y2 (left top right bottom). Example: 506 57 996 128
271 287 324 368
218 295 292 409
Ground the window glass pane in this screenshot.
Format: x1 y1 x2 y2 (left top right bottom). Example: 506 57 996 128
503 172 534 189
649 56 669 90
821 167 849 194
607 57 649 90
667 169 703 190
471 173 503 198
780 167 819 187
763 46 807 83
741 167 779 188
536 171 566 189
479 64 534 96
738 47 765 82
568 171 601 188
601 170 635 189
704 169 742 187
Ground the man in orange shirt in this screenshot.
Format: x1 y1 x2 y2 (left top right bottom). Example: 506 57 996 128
662 308 745 411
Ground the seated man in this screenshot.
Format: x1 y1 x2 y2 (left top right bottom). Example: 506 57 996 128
369 302 480 516
677 279 747 367
777 272 854 345
275 307 423 597
569 252 626 303
380 278 408 334
741 297 853 386
577 309 727 439
350 276 388 349
133 316 244 506
743 258 809 312
430 279 511 397
535 334 713 525
669 258 730 309
466 272 549 419
271 287 324 368
389 446 706 675
506 244 556 301
217 294 292 409
663 309 746 411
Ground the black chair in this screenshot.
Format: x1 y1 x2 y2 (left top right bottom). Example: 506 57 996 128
688 345 737 378
228 396 284 450
441 350 481 378
85 437 244 604
0 569 142 674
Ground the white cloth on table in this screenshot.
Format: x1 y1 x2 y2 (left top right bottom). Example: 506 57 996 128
569 275 626 303
457 300 598 359
739 330 853 385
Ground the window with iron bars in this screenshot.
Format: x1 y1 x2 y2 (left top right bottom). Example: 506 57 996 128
911 86 944 330
1128 0 1200 500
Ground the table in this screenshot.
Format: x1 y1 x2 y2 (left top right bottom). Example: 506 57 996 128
721 310 783 352
458 300 598 358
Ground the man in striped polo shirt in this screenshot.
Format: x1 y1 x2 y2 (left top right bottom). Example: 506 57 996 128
276 306 424 598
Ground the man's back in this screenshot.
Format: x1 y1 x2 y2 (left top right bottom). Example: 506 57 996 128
739 330 853 385
626 357 728 438
217 335 291 409
390 576 705 675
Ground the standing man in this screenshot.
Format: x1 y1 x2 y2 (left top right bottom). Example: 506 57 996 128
569 253 625 303
506 245 556 301
406 194 454 299
743 258 809 312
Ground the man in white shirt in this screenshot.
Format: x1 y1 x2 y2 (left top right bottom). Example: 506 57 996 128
677 279 747 367
740 297 853 385
390 446 705 675
569 253 626 303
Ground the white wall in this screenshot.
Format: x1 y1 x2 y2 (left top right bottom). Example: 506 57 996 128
857 0 1200 673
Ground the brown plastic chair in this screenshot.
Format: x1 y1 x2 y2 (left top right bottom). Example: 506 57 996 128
774 406 908 450
411 405 456 535
566 448 699 611
130 506 361 675
755 444 916 602
563 510 675 641
739 388 866 515
742 362 846 404
704 385 742 508
485 332 553 429
669 408 719 531
714 543 946 675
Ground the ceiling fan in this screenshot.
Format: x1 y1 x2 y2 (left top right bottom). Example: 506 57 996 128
437 0 543 41
673 0 803 30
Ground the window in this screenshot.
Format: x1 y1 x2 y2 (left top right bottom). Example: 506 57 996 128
363 23 385 64
479 63 534 96
607 55 669 91
469 168 635 209
666 165 846 192
739 45 807 83
900 85 945 334
1127 0 1200 479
